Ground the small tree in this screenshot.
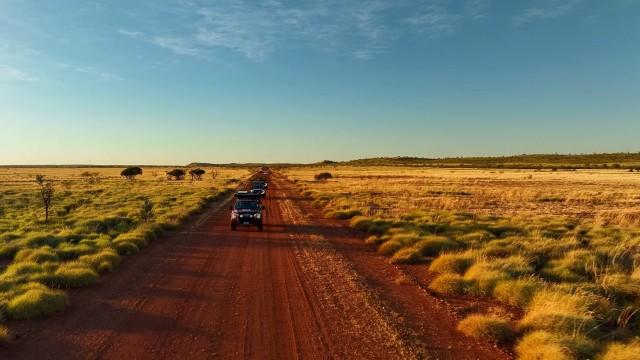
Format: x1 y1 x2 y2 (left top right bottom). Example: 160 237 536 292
167 169 186 180
314 172 333 182
140 198 155 222
211 170 218 180
189 168 206 181
121 167 143 180
35 175 55 223
80 171 101 184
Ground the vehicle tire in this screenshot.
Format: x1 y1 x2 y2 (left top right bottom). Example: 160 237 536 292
231 224 236 231
258 223 263 231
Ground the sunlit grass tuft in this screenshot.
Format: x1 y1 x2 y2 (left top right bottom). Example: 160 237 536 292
6 282 68 320
457 313 515 343
429 273 470 295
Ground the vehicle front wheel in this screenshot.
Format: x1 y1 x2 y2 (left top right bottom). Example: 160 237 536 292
258 224 263 231
230 224 236 231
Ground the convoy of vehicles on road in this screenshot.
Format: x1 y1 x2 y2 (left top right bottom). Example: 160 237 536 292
229 174 269 231
250 180 268 198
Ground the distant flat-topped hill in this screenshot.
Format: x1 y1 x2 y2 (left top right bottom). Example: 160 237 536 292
335 153 640 169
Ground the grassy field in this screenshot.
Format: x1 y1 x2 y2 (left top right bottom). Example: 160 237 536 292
0 166 248 338
283 166 640 359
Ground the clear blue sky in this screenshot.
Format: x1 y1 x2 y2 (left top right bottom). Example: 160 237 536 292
1 0 639 165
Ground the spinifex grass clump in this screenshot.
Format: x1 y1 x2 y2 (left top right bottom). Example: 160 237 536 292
457 314 515 343
429 251 476 274
599 340 640 360
429 273 470 295
516 330 597 360
5 282 68 320
43 262 99 288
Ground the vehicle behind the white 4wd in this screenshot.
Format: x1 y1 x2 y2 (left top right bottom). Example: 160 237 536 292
229 196 264 231
251 180 268 196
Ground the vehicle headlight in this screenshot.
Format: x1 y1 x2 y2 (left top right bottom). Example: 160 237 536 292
231 211 238 218
255 213 261 219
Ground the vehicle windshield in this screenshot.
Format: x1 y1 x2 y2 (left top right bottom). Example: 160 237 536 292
252 182 266 189
234 200 259 210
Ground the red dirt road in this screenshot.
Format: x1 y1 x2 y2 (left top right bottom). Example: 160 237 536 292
1 175 510 360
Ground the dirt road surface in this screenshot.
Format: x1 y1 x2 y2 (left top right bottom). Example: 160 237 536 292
0 174 510 360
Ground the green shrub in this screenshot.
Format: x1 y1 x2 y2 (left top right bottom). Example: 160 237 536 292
390 247 424 264
599 340 640 360
44 262 98 288
14 246 60 263
429 273 470 295
6 283 68 320
493 278 542 307
429 252 475 274
457 314 515 343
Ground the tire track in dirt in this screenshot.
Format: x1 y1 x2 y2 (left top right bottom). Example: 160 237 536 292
276 181 423 359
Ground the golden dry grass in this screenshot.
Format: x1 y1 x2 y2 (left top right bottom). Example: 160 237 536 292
284 165 640 359
283 166 640 226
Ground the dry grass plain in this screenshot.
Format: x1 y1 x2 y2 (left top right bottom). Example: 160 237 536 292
283 166 640 359
0 166 248 338
284 167 640 226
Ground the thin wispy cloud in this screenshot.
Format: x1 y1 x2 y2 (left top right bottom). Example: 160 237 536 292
117 0 471 61
513 0 582 25
464 0 492 21
117 29 144 39
407 3 460 38
152 36 203 57
0 65 39 82
55 62 123 81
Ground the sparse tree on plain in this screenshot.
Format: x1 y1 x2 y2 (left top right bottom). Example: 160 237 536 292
211 170 218 180
80 171 101 184
189 168 206 181
314 172 333 182
140 198 155 222
167 169 186 180
121 167 143 181
35 175 55 223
